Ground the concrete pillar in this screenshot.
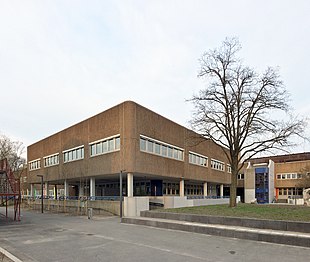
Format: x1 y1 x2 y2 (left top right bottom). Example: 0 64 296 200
220 184 224 198
127 173 133 197
179 179 185 197
30 184 34 197
79 182 84 197
44 182 49 198
54 185 58 200
203 182 208 197
64 180 69 198
90 177 96 200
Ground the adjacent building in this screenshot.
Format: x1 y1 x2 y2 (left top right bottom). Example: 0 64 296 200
240 153 310 204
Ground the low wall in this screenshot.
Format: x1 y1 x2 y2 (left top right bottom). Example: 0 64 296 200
124 197 149 217
27 199 121 216
140 211 310 233
163 196 230 209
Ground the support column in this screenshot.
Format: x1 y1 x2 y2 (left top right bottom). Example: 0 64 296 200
79 183 84 197
203 182 208 197
64 180 69 198
127 173 133 197
220 184 224 198
30 184 34 197
179 179 185 197
54 185 58 200
44 182 49 198
90 177 96 200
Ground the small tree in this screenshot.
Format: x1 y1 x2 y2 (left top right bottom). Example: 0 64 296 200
190 37 306 207
0 134 25 173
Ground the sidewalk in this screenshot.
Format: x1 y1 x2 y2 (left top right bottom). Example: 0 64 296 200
1 208 310 262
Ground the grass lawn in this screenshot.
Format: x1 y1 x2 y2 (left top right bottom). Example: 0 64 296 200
160 203 310 222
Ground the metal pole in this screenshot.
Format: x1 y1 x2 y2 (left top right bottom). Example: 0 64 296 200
120 171 123 218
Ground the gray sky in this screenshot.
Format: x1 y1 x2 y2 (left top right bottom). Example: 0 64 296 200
1 0 309 156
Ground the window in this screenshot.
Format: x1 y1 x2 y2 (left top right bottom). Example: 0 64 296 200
189 152 208 167
238 173 244 180
44 153 59 167
115 137 120 150
227 164 232 173
89 135 121 157
29 158 41 171
139 135 184 161
140 138 146 151
168 147 173 158
63 146 84 163
162 145 167 157
108 139 114 151
276 173 301 180
147 141 154 153
155 143 160 154
211 159 225 171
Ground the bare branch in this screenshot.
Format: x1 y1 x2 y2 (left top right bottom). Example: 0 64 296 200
189 37 307 207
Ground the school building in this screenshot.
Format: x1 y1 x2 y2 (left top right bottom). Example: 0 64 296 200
27 101 232 214
26 101 310 213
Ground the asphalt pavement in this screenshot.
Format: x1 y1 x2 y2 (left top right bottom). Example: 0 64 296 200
0 208 310 262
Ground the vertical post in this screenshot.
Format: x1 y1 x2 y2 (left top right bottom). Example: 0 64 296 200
54 185 58 200
120 171 123 218
45 182 49 198
127 173 133 197
37 175 43 213
90 177 95 200
220 184 224 198
203 182 208 197
64 180 69 198
30 184 34 198
179 179 185 197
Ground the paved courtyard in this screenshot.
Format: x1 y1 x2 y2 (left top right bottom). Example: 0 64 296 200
0 208 309 262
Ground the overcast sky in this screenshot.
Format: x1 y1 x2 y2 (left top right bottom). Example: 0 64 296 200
0 0 309 156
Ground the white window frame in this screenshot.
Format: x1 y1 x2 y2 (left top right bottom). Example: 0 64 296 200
189 151 208 167
89 134 121 157
140 135 184 161
63 146 84 163
28 158 41 171
211 159 225 172
43 153 59 168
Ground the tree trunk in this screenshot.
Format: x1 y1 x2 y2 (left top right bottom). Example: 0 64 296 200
229 165 238 207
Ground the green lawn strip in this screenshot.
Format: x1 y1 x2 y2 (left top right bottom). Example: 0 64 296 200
159 204 310 222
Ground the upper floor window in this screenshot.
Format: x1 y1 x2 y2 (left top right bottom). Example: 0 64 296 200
29 158 41 171
276 173 302 180
140 135 184 161
44 153 59 167
238 173 244 180
227 164 232 173
63 146 84 163
189 151 208 167
89 135 120 157
211 159 225 172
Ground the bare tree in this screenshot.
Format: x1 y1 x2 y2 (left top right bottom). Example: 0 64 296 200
190 37 306 207
0 134 26 174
